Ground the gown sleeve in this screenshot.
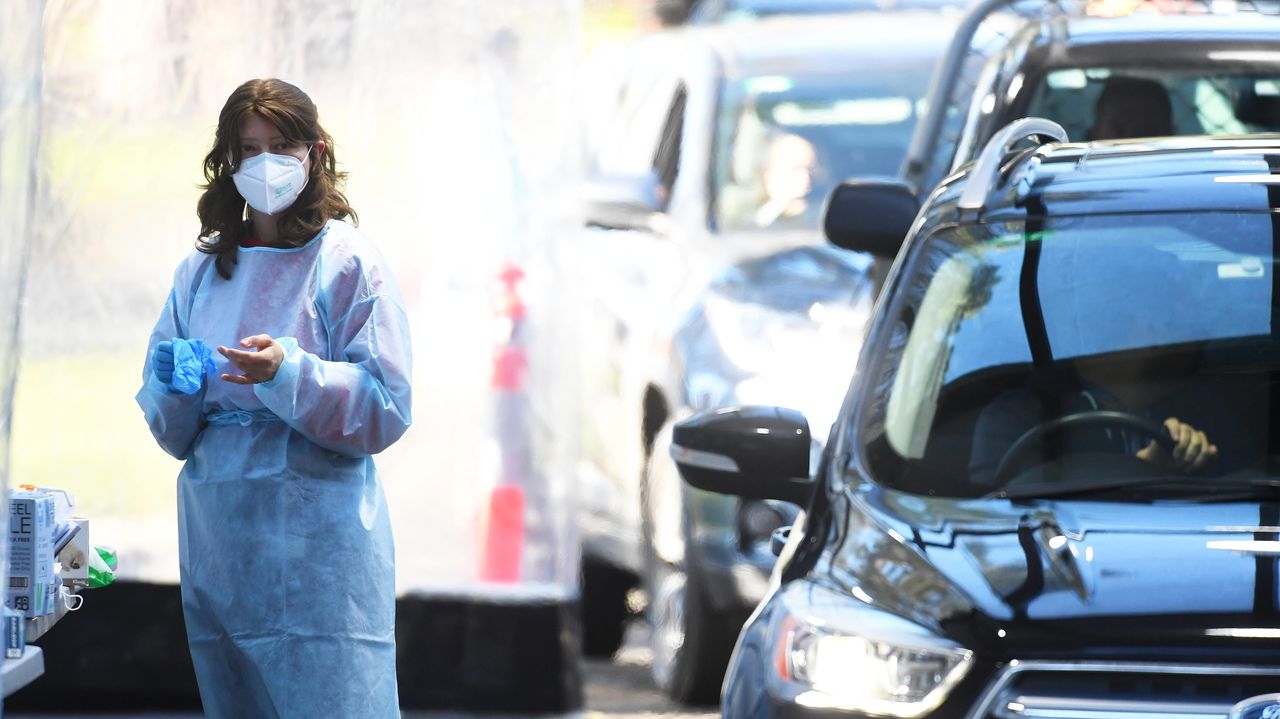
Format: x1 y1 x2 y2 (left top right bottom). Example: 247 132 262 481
253 245 413 457
135 261 207 460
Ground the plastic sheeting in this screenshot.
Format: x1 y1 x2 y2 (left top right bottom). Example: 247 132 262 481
10 0 582 599
0 2 44 637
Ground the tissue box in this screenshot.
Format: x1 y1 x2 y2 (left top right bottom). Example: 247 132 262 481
57 518 90 592
8 489 56 617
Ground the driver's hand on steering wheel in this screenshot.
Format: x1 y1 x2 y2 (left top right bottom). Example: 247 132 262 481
1136 417 1218 473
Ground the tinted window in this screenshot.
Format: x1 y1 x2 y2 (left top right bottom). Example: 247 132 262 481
857 212 1278 498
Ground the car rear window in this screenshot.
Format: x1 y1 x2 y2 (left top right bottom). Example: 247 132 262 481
712 68 934 231
1026 67 1280 141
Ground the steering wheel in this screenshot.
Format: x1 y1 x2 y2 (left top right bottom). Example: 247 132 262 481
992 410 1174 487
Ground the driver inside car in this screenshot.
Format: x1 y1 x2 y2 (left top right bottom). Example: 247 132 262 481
968 341 1223 489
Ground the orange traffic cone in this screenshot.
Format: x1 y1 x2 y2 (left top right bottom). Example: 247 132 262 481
479 484 525 583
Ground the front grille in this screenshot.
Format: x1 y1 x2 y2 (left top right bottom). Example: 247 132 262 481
968 662 1280 719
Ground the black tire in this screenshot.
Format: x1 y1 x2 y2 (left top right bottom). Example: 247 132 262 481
580 556 635 658
642 422 743 705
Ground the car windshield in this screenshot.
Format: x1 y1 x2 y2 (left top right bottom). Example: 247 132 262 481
857 211 1280 500
713 69 932 232
1026 67 1280 141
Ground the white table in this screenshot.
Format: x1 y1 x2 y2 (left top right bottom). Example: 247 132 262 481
2 645 44 697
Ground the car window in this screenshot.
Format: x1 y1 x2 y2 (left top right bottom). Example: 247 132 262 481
712 69 934 232
594 65 684 179
857 211 1277 498
1025 68 1280 142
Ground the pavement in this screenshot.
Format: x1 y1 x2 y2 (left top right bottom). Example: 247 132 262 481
5 621 720 719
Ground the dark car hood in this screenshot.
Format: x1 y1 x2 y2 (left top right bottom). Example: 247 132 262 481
674 244 879 428
831 488 1280 659
708 242 876 311
686 227 829 273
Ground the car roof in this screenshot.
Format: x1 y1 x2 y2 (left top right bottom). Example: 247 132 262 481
677 10 959 80
938 135 1280 222
687 0 959 23
1021 12 1280 68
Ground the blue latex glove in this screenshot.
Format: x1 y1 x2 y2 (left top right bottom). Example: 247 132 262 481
152 340 175 385
169 338 217 394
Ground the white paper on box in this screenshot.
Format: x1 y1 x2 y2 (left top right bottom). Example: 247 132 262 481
8 491 56 617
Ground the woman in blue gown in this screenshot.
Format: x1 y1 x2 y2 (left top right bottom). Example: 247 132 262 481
136 78 411 718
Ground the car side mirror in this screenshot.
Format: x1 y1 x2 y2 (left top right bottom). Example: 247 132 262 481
670 406 812 505
582 171 666 232
823 178 918 258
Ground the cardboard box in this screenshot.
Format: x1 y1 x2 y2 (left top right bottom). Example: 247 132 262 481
8 490 56 617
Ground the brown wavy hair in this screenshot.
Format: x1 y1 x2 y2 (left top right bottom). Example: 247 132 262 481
196 78 357 279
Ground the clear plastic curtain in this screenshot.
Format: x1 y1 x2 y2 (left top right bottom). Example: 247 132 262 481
0 0 45 606
12 0 581 598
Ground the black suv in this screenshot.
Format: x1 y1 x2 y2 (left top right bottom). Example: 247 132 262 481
673 121 1280 717
902 0 1280 193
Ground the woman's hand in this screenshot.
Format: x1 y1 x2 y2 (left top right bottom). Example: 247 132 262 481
1136 416 1218 473
217 334 284 385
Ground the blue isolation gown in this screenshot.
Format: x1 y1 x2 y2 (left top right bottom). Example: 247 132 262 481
136 220 411 718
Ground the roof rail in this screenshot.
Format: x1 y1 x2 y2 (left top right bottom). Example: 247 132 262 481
956 117 1067 218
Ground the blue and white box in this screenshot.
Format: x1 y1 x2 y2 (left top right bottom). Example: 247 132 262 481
8 488 56 617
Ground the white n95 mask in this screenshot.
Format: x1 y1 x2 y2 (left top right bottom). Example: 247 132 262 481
232 148 310 216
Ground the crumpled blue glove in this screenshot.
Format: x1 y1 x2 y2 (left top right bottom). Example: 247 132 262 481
152 340 175 385
168 338 217 394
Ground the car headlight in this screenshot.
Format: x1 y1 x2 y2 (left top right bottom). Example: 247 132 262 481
770 585 973 717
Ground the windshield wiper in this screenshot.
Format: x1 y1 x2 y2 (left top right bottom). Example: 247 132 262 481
984 474 1250 501
1153 478 1280 504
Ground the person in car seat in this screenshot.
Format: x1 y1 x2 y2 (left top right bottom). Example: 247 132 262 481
966 293 1234 489
1087 75 1175 141
754 131 826 229
967 353 1224 489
